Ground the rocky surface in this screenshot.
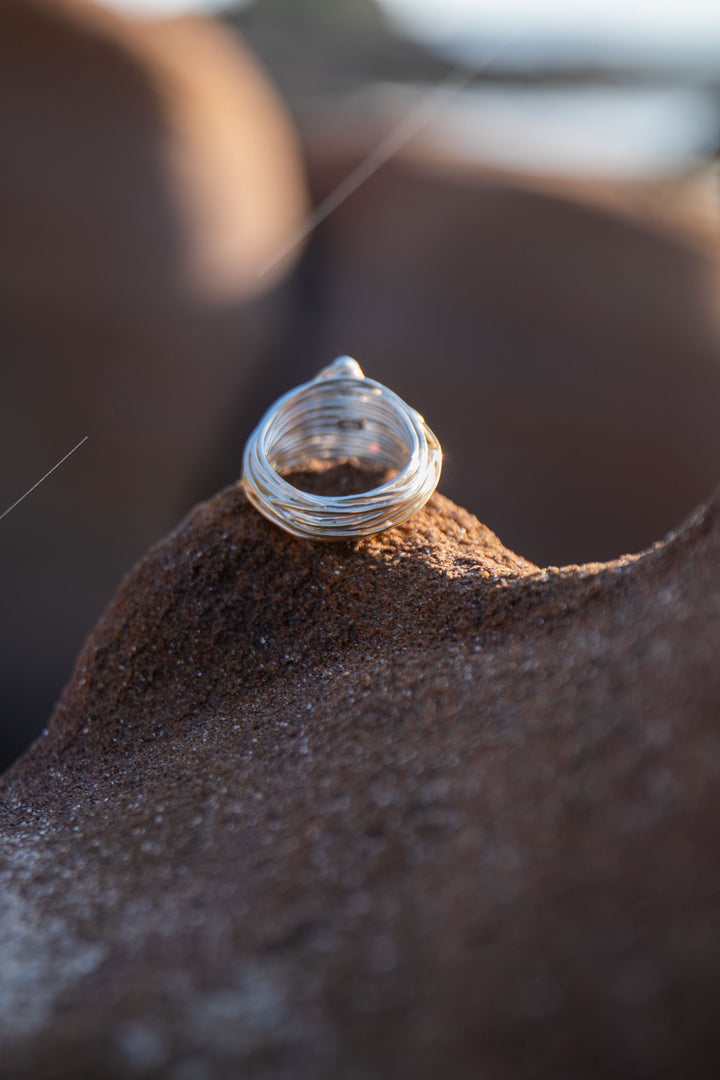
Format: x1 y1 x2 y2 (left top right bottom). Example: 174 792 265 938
0 0 308 766
1 467 719 1078
4 3 720 774
301 148 720 567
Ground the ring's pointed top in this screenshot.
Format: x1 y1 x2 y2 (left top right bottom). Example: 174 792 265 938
316 356 364 381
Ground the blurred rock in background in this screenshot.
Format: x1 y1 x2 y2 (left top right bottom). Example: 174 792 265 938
0 0 309 768
222 0 720 564
298 148 720 568
1 0 720 769
225 0 449 100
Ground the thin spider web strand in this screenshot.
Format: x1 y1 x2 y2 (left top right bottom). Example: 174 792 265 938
2 35 515 523
0 436 88 522
258 39 514 278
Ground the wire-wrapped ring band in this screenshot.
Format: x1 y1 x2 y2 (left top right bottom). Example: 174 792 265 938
242 356 442 540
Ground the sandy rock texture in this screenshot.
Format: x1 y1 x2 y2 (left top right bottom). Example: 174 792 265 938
1 467 719 1079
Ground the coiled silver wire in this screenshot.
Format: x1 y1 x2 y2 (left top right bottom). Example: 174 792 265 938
242 357 442 540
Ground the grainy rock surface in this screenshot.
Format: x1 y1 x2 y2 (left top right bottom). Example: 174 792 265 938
2 467 720 1079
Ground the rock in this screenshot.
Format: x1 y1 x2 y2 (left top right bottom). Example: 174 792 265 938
1 466 719 1078
0 0 308 766
224 0 450 101
301 145 720 567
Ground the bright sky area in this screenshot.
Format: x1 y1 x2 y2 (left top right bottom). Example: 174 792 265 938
100 1 720 176
105 0 720 55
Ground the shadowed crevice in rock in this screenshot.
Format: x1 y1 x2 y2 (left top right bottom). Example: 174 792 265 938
1 470 719 1078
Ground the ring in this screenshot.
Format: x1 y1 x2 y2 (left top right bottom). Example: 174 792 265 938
242 356 442 540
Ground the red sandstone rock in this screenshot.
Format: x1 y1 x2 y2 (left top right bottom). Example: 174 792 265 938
1 468 719 1078
4 3 720 776
303 145 720 566
0 0 308 762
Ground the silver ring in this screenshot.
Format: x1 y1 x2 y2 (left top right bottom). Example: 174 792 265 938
242 356 442 540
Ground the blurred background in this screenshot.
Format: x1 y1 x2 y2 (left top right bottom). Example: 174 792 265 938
2 0 720 770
